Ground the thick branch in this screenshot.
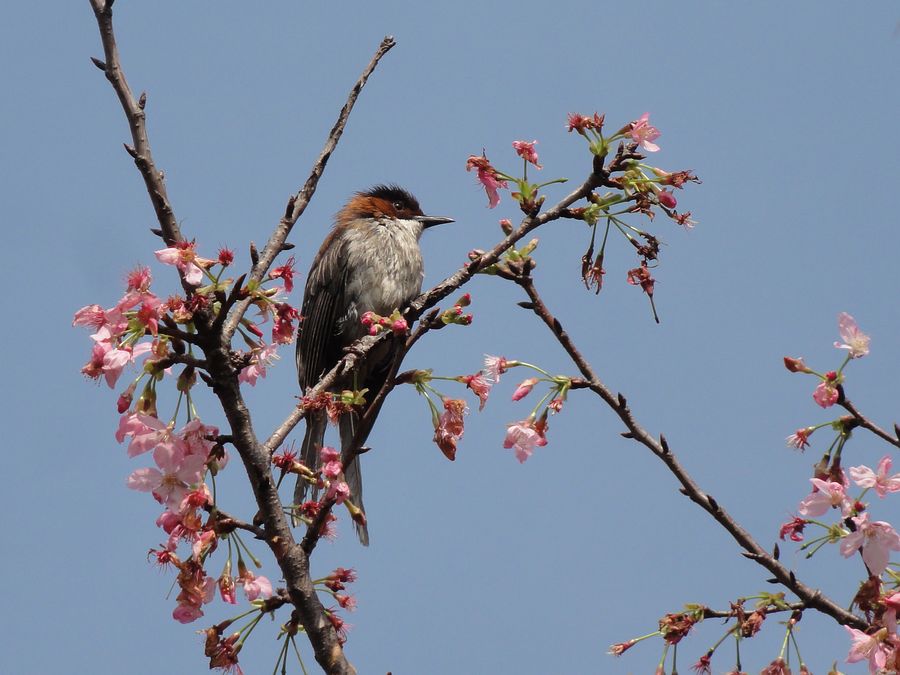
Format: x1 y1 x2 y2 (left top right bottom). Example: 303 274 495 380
515 275 866 630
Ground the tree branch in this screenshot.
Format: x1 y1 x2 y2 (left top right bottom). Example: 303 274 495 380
840 397 900 449
221 36 397 344
514 274 866 630
88 0 182 247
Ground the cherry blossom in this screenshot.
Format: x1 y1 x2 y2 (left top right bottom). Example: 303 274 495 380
845 626 892 673
466 155 508 208
849 456 900 498
238 343 280 386
483 355 509 383
840 513 900 575
797 477 850 517
503 417 548 463
834 312 870 358
239 572 273 601
628 112 660 152
512 140 542 168
155 241 210 286
269 255 296 293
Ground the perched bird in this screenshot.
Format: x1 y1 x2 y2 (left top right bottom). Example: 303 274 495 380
295 185 453 544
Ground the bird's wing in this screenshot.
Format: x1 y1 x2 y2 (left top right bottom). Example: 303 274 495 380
296 231 349 391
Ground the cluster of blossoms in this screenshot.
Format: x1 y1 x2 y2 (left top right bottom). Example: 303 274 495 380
408 354 574 465
777 313 900 672
784 312 870 409
273 445 363 536
465 113 698 323
316 567 359 646
73 245 301 631
121 413 274 624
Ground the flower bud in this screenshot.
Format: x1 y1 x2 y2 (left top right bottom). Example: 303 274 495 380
783 356 811 373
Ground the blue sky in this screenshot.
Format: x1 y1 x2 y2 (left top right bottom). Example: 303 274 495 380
3 2 899 673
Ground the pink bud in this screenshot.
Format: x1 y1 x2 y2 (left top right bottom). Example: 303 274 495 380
117 382 136 413
658 190 677 209
783 356 810 373
391 318 409 335
512 378 539 401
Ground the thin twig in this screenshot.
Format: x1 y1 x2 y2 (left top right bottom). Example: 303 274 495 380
221 36 397 344
841 398 900 449
88 0 182 247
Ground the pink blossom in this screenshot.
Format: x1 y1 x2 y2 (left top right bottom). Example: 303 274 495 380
779 516 807 542
83 328 152 388
155 242 208 286
126 265 153 292
840 513 900 575
503 417 548 463
126 445 207 510
180 418 219 459
326 480 351 505
460 373 492 411
72 304 107 329
173 603 204 624
798 477 850 517
483 355 509 383
786 427 813 450
813 377 840 408
238 344 280 386
850 456 900 498
834 312 870 358
320 446 343 479
272 303 299 345
512 140 542 168
269 256 296 293
239 573 273 601
845 626 891 672
116 413 186 458
628 112 660 152
511 377 539 401
466 155 508 208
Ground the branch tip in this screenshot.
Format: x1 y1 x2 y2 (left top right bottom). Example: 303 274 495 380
90 56 107 71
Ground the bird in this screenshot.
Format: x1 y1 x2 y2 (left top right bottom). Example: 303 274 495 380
295 184 453 545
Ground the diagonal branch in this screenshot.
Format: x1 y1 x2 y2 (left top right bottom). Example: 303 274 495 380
89 0 183 247
840 398 900 449
221 36 397 344
514 273 866 631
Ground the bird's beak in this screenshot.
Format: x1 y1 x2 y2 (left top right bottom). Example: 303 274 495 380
416 215 455 229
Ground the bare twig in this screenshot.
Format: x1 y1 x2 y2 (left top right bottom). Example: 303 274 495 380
88 0 182 247
221 36 397 343
514 274 866 630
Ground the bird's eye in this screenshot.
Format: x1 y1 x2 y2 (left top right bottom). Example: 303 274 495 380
392 201 404 212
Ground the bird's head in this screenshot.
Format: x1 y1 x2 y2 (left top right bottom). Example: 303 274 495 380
337 184 453 232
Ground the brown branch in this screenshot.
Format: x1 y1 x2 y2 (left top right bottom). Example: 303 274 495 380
88 3 357 672
88 0 182 248
840 397 900 449
221 36 397 344
514 274 866 631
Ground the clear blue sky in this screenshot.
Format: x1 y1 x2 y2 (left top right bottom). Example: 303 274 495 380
2 2 899 673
